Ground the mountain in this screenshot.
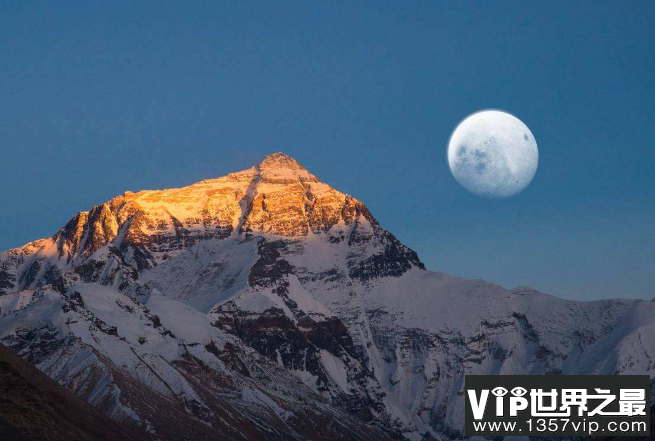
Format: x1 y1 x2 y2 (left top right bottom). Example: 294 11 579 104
0 341 138 441
0 152 654 440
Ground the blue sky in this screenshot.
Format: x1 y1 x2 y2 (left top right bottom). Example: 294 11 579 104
1 1 653 300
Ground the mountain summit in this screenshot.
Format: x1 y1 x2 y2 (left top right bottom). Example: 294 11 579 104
1 153 654 440
4 152 419 281
257 152 314 176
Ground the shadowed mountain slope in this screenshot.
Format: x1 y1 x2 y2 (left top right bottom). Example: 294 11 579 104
0 342 137 441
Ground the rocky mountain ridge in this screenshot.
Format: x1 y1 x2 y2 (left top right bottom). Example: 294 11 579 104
0 152 654 441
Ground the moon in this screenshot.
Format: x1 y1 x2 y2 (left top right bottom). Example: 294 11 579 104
447 110 538 198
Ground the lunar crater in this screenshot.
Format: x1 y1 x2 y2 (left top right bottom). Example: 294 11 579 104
447 110 538 198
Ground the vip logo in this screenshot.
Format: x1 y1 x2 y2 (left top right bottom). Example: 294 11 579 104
464 375 650 437
468 386 647 419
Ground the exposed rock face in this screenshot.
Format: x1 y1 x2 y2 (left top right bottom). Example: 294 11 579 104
211 239 388 424
0 152 654 441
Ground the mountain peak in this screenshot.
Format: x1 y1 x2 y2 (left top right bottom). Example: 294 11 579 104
254 152 318 183
259 152 304 170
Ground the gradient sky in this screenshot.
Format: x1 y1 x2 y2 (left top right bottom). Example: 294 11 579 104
1 1 653 301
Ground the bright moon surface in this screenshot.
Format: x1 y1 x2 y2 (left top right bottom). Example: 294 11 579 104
447 110 538 198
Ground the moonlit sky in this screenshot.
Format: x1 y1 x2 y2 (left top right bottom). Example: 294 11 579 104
1 2 654 301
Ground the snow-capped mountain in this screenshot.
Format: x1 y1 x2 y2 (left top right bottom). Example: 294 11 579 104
1 152 654 440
